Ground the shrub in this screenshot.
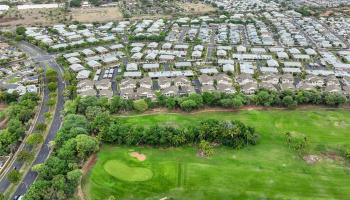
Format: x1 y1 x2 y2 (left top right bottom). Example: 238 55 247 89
133 99 148 112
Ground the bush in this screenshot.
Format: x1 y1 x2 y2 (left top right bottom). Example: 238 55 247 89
48 82 57 92
282 95 297 108
180 100 197 112
7 170 21 184
133 99 148 112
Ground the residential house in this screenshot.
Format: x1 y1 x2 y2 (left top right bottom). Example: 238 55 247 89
180 85 196 95
126 63 138 71
198 74 214 86
120 88 136 100
139 77 153 89
79 88 97 97
241 82 258 95
162 85 179 97
95 79 111 90
201 85 215 93
77 79 94 92
158 77 172 89
215 74 232 86
216 84 235 94
280 74 294 84
280 82 295 91
297 82 315 91
305 75 324 87
76 70 91 80
70 64 85 72
236 73 254 85
259 82 277 91
142 63 160 71
99 89 113 99
174 76 191 87
260 74 279 85
325 85 342 93
137 87 155 99
119 78 137 90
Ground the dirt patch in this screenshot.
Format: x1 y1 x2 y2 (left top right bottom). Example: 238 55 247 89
71 7 123 23
0 8 67 26
0 117 8 129
0 103 8 111
82 154 97 175
78 154 97 200
322 151 344 161
179 2 216 14
320 10 334 17
303 155 321 164
130 152 146 161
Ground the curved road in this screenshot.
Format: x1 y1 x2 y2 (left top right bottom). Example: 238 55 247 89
0 41 65 199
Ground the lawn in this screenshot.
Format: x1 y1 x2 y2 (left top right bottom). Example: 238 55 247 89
83 109 350 200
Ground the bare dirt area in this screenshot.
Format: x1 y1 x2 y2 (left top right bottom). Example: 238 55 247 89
179 2 216 14
82 154 97 175
303 155 321 164
322 151 344 162
0 103 8 111
70 7 123 23
320 10 334 17
130 152 146 161
77 154 97 200
0 8 67 26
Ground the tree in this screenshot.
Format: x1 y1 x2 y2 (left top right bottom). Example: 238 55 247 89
256 90 273 106
91 111 110 134
75 134 99 160
133 99 148 112
0 193 5 200
70 0 82 7
48 82 57 92
7 170 21 184
85 106 103 121
16 26 26 36
67 169 82 184
17 150 34 163
325 93 347 107
165 97 176 109
26 133 44 146
36 123 47 132
188 93 203 107
78 96 99 114
46 68 57 83
232 97 243 108
219 98 233 108
7 119 25 138
180 100 197 112
110 96 122 113
202 92 221 106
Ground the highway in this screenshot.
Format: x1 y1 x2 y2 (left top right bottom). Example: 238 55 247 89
0 41 65 199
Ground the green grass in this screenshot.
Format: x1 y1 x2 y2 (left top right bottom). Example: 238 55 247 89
84 109 350 200
104 159 153 182
6 77 20 84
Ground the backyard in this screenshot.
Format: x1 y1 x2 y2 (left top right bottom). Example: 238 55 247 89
83 109 350 200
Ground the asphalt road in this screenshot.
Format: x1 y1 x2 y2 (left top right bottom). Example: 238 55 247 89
0 41 65 199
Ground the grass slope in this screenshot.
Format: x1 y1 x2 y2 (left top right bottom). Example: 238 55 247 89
84 109 350 200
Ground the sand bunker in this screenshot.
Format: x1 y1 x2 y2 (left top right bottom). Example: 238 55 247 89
130 152 146 161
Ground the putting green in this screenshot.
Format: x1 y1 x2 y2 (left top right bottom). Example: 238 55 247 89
103 160 153 182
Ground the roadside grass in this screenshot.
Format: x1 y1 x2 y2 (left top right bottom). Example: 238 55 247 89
84 109 350 200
